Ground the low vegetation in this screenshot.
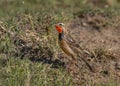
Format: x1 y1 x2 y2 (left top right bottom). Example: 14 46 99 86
0 0 120 86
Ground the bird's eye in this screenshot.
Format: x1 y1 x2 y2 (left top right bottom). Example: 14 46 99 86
59 23 64 26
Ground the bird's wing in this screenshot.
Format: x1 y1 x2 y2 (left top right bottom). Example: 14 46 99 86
65 37 94 72
64 34 84 55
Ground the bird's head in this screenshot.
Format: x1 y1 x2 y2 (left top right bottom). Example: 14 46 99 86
55 23 65 33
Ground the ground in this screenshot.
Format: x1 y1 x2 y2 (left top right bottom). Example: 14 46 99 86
0 0 120 86
66 12 120 85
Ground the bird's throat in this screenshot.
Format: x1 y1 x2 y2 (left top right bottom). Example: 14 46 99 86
59 32 64 41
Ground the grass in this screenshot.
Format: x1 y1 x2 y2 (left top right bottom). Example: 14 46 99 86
0 57 74 86
0 0 120 86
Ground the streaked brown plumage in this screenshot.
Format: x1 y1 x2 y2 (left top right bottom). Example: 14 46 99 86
55 23 94 71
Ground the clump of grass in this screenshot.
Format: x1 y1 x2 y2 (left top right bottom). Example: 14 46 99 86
0 57 74 86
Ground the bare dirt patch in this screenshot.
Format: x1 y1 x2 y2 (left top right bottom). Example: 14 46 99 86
65 12 120 85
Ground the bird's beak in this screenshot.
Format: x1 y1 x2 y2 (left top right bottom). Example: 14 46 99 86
55 25 62 33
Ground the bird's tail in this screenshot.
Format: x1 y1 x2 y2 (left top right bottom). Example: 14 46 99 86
78 55 94 72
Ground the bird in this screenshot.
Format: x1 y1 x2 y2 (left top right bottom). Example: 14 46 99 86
54 23 94 71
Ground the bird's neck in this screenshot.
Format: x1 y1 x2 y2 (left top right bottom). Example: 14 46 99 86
59 31 64 41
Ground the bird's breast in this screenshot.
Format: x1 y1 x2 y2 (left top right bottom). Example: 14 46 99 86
58 40 76 56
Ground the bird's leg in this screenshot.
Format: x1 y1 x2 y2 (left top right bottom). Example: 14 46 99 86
73 60 79 68
65 55 73 62
67 59 78 75
70 55 79 67
64 55 72 68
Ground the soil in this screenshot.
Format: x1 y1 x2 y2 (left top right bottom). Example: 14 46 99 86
4 10 120 85
64 12 120 85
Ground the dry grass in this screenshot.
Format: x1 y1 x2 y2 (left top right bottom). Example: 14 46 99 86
0 0 120 86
